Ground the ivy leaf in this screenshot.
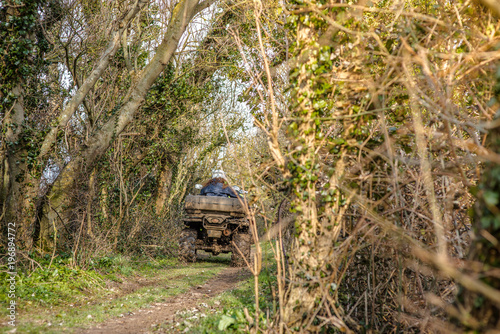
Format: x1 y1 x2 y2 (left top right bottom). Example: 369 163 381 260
218 315 236 330
481 216 493 229
313 100 327 109
483 190 499 207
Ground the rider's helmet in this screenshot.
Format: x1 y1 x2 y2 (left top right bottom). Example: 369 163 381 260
212 169 226 179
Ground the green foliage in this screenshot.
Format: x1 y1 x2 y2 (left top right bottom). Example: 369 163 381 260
218 314 237 331
0 254 103 309
141 62 218 160
0 253 181 315
0 0 52 112
475 156 500 230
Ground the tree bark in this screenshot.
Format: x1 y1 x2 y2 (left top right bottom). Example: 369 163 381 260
283 22 339 331
0 85 27 247
155 163 173 215
36 0 212 251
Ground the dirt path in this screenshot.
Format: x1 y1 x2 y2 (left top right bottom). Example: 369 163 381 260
77 266 251 334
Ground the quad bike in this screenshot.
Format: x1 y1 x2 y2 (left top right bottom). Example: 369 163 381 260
179 194 251 267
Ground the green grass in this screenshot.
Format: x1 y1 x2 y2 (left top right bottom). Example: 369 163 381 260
1 253 231 333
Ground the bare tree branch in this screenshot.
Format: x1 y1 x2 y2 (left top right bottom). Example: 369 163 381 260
38 0 149 159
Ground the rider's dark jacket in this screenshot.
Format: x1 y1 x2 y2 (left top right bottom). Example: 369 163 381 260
200 182 239 198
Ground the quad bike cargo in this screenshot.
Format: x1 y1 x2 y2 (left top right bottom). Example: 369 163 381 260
179 194 251 267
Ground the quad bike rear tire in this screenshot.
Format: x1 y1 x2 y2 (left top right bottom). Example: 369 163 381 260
179 229 197 263
231 232 251 267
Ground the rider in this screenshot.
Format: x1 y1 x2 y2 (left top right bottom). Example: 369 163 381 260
200 170 240 198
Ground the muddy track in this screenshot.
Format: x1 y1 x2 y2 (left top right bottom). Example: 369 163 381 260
77 267 251 334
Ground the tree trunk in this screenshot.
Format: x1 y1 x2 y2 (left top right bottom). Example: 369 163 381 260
155 163 173 215
282 21 340 331
35 0 212 251
0 85 28 248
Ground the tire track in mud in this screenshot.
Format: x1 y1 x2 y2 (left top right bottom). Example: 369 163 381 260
77 266 251 334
